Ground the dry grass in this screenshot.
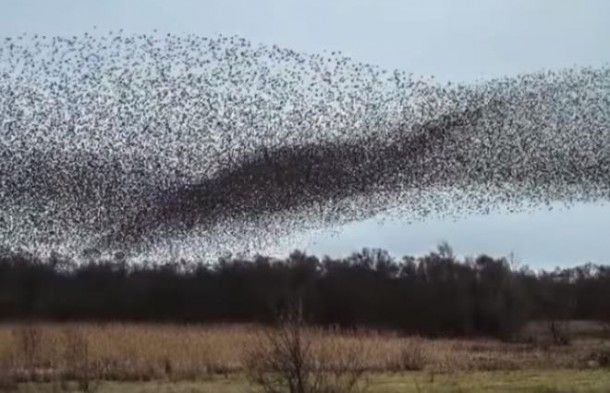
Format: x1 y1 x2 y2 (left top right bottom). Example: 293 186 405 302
522 320 610 341
0 322 608 384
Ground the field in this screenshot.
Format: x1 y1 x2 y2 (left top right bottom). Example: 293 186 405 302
11 370 610 393
0 323 609 392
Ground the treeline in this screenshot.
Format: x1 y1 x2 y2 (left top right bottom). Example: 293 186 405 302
0 245 609 339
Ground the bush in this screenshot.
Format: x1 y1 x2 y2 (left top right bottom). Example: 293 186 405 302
245 302 368 393
396 339 427 371
63 327 100 392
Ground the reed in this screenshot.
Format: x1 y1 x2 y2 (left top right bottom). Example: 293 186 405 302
0 322 606 383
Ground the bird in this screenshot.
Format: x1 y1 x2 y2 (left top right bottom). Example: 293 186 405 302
0 31 608 263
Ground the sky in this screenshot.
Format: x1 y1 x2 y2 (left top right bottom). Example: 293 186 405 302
1 0 609 268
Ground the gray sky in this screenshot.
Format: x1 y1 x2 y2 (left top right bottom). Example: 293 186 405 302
1 0 610 267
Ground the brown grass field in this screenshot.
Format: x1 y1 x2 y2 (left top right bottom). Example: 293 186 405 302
0 322 609 392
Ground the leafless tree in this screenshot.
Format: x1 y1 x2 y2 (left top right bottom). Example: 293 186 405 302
245 299 368 393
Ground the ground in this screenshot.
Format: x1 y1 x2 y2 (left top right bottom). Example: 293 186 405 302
1 322 608 392
14 370 610 393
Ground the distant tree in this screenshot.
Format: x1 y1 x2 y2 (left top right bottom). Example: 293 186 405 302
0 244 607 340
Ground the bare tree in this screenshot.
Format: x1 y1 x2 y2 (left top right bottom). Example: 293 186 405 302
245 299 368 393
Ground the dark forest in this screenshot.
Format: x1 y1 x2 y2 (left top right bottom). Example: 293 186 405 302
1 244 608 340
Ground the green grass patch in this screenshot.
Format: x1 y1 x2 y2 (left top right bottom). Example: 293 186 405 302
371 369 610 392
14 369 610 393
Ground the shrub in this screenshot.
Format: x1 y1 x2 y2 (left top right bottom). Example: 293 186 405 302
396 339 427 371
63 327 100 392
245 302 368 393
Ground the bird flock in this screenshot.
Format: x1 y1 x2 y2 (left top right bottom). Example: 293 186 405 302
0 31 609 261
